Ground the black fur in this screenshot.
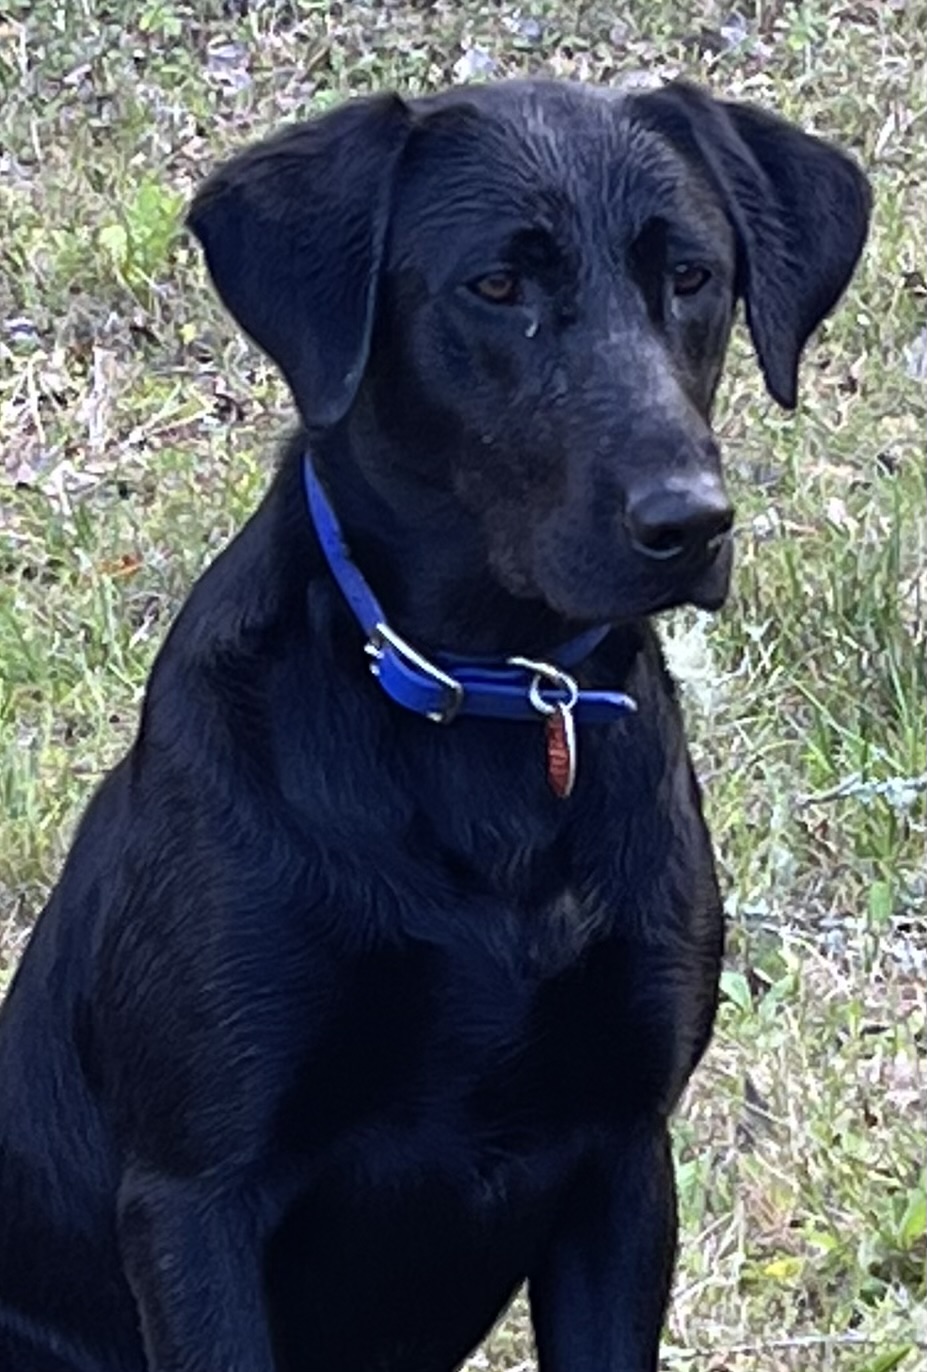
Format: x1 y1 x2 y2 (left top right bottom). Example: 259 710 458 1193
0 79 869 1371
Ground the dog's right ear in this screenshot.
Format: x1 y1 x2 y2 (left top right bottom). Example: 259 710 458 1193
187 95 413 431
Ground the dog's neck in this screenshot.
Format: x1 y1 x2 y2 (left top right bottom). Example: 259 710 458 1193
302 431 591 662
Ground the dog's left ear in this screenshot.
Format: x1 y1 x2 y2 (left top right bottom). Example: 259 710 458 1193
187 95 413 431
633 82 871 408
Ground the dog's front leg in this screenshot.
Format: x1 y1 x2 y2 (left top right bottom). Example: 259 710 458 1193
117 1167 276 1372
528 1122 677 1372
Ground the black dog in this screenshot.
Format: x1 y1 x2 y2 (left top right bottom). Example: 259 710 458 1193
0 79 868 1371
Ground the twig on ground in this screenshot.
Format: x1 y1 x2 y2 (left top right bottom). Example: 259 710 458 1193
797 771 927 807
664 1329 925 1360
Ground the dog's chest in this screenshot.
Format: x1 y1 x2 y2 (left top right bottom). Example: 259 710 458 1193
261 784 705 1359
264 888 676 1362
281 867 679 1164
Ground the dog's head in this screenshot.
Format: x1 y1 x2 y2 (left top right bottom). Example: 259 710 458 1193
188 80 869 625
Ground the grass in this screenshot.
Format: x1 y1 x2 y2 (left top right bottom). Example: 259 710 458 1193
1 1 924 1367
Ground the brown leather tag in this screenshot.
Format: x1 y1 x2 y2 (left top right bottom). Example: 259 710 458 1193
545 706 576 798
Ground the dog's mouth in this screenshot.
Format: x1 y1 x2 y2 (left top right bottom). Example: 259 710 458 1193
533 526 735 626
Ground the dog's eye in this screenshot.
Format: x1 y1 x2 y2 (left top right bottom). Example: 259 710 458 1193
471 272 521 305
671 263 711 298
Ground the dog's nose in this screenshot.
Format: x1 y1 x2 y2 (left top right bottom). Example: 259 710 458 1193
625 474 733 562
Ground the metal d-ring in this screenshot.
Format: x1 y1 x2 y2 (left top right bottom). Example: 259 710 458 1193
508 656 580 717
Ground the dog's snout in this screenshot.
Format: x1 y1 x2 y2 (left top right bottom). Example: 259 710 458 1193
625 474 733 562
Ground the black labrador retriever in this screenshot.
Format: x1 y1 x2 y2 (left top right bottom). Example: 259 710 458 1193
0 79 869 1372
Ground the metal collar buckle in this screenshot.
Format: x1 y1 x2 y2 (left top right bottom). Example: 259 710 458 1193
365 622 465 723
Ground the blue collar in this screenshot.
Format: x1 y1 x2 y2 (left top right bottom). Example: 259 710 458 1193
303 454 637 729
